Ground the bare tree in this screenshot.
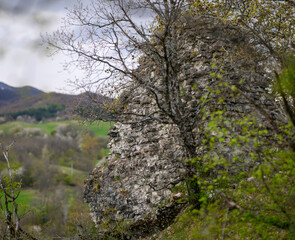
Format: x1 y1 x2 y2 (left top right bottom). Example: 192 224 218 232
45 0 208 207
45 0 202 157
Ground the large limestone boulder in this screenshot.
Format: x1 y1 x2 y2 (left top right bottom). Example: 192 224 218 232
84 16 284 237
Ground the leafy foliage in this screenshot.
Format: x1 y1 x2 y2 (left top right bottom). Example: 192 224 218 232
160 62 295 239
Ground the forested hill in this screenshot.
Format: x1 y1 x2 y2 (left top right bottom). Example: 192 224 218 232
0 82 111 121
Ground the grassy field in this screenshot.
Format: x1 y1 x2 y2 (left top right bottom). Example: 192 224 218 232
81 121 114 136
0 120 113 136
0 189 39 215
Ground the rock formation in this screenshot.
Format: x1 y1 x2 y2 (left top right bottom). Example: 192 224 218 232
84 16 285 237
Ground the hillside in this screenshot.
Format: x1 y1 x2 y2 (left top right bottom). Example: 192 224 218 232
0 82 112 121
0 92 79 116
0 82 44 106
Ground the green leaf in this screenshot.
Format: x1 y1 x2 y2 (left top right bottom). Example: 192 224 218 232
231 85 237 91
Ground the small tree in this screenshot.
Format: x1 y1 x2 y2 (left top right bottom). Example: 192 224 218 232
0 142 37 240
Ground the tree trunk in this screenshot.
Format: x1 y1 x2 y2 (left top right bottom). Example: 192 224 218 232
178 123 201 208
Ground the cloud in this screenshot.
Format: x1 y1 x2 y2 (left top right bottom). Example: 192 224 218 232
0 0 76 92
0 0 154 93
0 0 68 14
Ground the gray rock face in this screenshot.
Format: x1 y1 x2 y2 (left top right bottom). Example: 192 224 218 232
84 16 284 237
84 121 188 235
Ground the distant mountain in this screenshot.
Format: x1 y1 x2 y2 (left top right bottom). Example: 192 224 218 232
0 82 112 121
0 82 44 106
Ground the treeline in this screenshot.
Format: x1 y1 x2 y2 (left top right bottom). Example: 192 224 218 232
4 103 65 121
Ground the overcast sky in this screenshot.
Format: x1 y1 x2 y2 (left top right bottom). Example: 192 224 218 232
0 0 155 94
0 0 80 93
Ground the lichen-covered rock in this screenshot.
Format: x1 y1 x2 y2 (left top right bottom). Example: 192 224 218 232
84 120 188 236
84 16 285 237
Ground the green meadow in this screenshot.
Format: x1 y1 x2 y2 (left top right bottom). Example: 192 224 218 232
0 120 113 136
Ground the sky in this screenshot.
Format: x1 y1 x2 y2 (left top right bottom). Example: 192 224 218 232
0 0 80 93
0 0 154 94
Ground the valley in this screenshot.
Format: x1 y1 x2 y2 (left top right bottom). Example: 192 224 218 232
0 119 113 238
0 82 113 238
